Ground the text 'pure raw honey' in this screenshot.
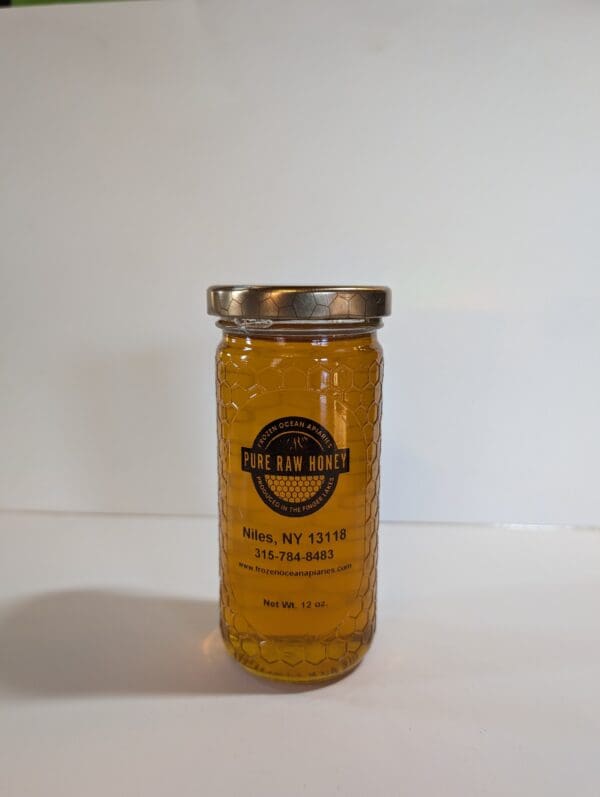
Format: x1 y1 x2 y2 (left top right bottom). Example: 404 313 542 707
207 286 391 682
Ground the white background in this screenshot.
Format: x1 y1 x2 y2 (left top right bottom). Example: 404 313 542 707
1 0 599 524
2 513 599 797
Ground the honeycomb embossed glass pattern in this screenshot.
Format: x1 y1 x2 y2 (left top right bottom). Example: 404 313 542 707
209 286 390 683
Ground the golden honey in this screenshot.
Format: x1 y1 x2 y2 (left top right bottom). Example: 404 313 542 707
208 286 390 682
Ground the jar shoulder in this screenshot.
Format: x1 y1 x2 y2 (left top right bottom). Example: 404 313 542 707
216 334 382 365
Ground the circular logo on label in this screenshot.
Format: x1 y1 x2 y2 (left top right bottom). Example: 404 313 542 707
241 416 350 517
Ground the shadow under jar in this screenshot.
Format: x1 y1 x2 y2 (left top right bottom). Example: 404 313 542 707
207 285 391 683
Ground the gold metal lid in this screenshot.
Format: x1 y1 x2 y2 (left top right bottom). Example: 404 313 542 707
207 285 391 320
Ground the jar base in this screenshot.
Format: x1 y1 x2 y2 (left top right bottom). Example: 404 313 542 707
221 626 372 684
236 655 363 685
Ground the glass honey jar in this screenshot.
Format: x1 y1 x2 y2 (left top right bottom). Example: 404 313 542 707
207 285 391 682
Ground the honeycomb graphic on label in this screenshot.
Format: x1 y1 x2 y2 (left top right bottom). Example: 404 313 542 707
264 474 325 504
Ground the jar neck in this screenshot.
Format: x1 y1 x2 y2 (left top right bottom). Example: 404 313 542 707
216 317 382 340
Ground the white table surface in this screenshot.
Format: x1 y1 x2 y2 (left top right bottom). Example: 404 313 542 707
1 511 599 796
